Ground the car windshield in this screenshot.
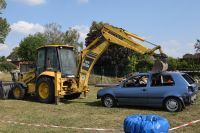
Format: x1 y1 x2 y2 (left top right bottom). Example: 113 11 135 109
59 48 77 76
182 74 195 84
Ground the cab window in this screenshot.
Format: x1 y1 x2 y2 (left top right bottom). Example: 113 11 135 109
37 49 45 74
46 47 59 71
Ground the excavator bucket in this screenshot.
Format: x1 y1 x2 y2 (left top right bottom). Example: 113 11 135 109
0 81 14 99
152 59 168 73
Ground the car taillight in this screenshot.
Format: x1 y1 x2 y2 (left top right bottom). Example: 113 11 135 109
188 86 194 92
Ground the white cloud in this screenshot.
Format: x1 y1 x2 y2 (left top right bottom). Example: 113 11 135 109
0 44 8 51
11 21 44 35
15 0 46 6
0 44 10 56
77 0 89 4
161 40 195 58
71 25 89 43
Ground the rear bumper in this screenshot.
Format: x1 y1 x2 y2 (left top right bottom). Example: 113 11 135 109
182 93 197 105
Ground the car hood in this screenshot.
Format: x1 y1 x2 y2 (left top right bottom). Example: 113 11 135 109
102 85 121 90
98 85 121 94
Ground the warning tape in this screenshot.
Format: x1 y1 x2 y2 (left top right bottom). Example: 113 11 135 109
0 119 200 132
169 119 200 131
0 120 122 132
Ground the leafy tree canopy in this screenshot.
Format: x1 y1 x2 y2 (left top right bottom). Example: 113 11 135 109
7 47 20 61
0 0 10 44
18 33 47 61
0 0 6 13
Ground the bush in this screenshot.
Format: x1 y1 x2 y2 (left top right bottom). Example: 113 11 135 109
0 62 17 72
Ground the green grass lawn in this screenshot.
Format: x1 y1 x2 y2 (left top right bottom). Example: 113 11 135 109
0 86 199 133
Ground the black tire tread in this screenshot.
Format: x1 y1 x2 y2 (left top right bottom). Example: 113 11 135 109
36 77 54 103
101 95 116 108
164 97 183 112
12 84 26 100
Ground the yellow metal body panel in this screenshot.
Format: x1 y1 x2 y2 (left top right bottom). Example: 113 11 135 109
27 83 36 93
37 44 74 50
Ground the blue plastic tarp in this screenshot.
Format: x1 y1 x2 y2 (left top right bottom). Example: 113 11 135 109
124 115 170 133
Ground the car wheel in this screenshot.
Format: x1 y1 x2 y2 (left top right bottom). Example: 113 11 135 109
165 97 182 112
102 95 116 108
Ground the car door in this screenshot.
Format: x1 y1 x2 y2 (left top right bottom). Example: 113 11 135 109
146 73 175 107
114 75 149 106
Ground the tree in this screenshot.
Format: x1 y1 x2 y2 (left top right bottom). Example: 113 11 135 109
7 47 20 61
64 28 80 45
0 0 6 13
43 23 81 50
126 55 138 73
18 33 46 61
44 23 65 45
64 28 83 51
0 56 6 62
136 55 153 72
167 57 178 71
194 39 200 53
0 0 10 44
0 61 16 72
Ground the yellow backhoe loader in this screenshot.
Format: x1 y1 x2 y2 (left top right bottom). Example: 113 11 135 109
1 24 168 103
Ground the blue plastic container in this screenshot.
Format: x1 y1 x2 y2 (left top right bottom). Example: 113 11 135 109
124 115 170 133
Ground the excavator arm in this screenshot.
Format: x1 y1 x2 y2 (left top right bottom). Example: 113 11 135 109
77 24 168 94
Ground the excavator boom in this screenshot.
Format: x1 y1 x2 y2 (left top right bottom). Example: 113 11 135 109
78 24 168 93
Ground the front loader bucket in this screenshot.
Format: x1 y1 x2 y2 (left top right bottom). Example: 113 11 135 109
152 59 168 73
0 81 14 99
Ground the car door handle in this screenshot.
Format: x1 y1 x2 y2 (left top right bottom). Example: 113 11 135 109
142 89 147 91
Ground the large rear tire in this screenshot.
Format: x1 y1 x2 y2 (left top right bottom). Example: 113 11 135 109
12 84 26 100
36 77 54 103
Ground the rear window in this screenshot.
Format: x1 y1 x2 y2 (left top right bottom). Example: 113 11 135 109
182 74 195 84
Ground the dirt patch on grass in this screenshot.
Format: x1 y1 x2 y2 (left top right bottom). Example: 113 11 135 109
0 72 12 81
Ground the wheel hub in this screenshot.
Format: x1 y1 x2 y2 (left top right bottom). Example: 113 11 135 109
38 82 49 99
104 97 113 107
167 99 178 111
14 87 21 98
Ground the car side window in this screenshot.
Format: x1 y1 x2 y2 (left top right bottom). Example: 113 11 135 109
162 75 175 86
125 75 149 87
151 74 175 87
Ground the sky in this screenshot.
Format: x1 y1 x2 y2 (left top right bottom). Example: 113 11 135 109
1 0 200 57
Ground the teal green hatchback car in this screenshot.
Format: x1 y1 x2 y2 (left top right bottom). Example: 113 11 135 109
97 72 198 112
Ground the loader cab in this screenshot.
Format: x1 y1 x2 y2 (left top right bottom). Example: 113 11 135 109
36 45 77 77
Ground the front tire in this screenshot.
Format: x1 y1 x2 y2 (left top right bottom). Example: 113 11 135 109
101 95 116 108
164 97 183 112
36 77 54 103
12 84 26 100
